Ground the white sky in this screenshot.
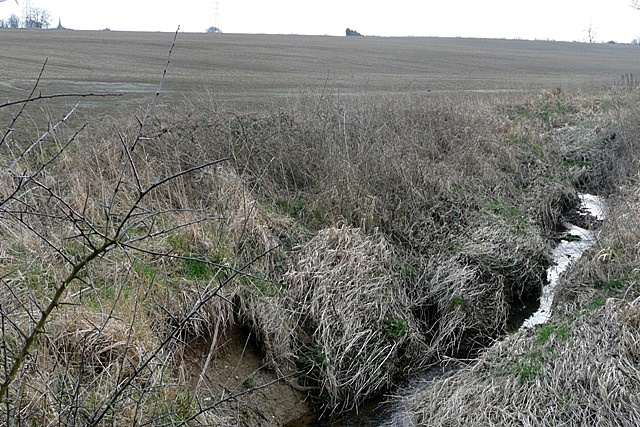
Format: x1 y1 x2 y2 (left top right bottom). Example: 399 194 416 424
2 0 640 43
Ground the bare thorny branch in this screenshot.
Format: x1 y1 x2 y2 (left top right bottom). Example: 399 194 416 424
0 58 120 149
0 92 122 111
86 242 281 426
0 27 278 424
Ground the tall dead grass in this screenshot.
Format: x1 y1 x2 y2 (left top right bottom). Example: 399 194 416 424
397 99 640 426
282 225 428 414
0 97 238 424
2 84 638 423
400 295 640 426
132 89 636 416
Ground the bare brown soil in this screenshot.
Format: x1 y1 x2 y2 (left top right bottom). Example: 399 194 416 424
3 30 640 109
183 326 311 426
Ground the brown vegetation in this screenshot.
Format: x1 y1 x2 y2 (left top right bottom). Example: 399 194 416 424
1 31 639 425
399 192 640 425
397 94 640 426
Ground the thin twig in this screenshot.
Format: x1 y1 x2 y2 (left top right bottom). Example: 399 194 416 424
0 58 48 148
130 27 179 152
86 244 279 426
0 92 122 109
2 105 83 177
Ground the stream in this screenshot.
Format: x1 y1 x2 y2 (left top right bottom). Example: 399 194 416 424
521 193 605 329
293 194 606 427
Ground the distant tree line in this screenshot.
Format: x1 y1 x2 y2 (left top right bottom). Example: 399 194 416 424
346 28 362 36
0 13 19 28
0 6 51 29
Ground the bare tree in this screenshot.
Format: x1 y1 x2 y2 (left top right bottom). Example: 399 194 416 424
585 22 597 43
7 13 19 28
0 30 253 425
23 6 50 28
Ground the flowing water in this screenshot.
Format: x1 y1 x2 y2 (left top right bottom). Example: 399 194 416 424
521 193 605 328
293 194 606 426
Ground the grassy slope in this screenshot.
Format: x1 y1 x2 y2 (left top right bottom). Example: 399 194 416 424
401 191 640 426
399 98 640 426
1 31 639 425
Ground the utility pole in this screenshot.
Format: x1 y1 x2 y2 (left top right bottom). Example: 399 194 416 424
214 0 220 31
22 0 32 28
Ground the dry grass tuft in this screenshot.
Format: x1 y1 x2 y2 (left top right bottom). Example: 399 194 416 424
155 280 236 344
215 166 286 262
283 225 428 413
408 220 549 357
3 83 640 423
210 166 303 362
400 177 640 426
556 184 640 315
48 307 157 377
400 296 640 426
133 90 637 417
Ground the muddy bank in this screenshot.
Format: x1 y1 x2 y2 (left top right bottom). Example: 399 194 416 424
183 325 311 425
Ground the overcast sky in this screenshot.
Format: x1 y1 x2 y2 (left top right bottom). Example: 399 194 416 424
2 0 640 43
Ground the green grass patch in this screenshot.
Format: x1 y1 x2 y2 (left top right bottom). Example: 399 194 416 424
297 345 327 375
603 278 623 292
133 260 158 281
158 391 199 423
562 233 583 242
183 258 213 279
276 198 306 219
450 295 469 310
100 283 132 301
536 322 570 343
243 376 255 389
385 316 408 338
167 233 189 254
243 273 282 297
505 349 544 384
588 296 605 310
485 198 530 234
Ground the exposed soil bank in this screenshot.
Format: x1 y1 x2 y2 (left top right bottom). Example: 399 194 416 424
184 326 311 426
184 90 637 425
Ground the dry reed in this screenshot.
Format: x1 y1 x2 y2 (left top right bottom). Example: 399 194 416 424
400 296 640 426
284 225 428 414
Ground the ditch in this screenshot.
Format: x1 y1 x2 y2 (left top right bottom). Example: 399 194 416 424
290 193 606 426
